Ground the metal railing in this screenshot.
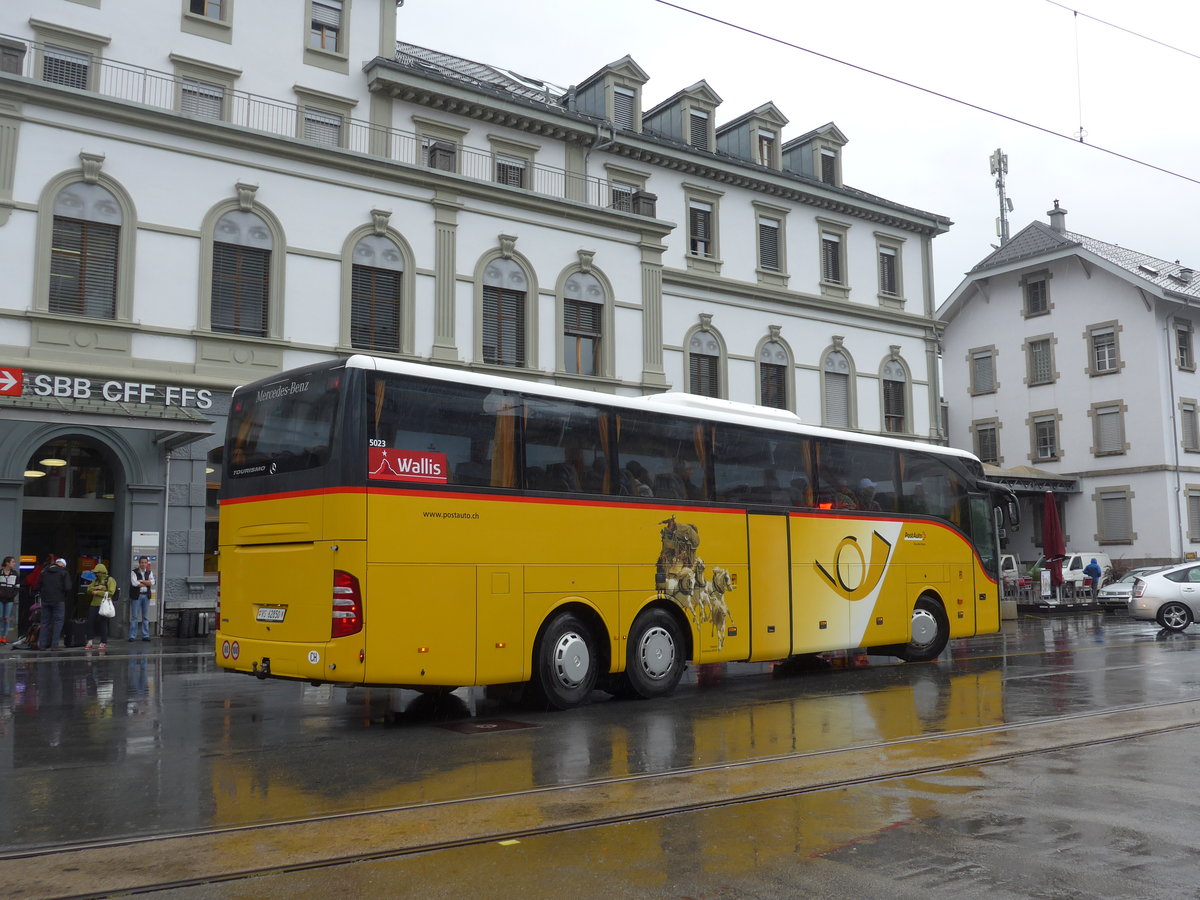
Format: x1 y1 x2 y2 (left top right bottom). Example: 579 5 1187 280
4 35 618 209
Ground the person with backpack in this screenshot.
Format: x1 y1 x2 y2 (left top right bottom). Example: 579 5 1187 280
36 556 72 651
85 564 117 651
0 556 19 645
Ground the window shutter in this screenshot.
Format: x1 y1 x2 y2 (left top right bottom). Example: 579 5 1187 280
181 79 224 119
690 352 719 398
495 155 526 188
878 247 897 295
824 371 849 427
43 47 88 90
1100 494 1130 541
49 217 118 319
482 285 525 367
758 218 780 271
610 182 634 212
689 202 712 256
311 0 342 27
303 110 342 146
1184 406 1199 450
613 87 635 130
883 378 906 433
211 242 269 336
972 353 994 392
351 266 401 352
1097 408 1121 453
689 110 709 150
760 362 786 409
821 234 841 283
820 150 837 184
976 426 998 464
1189 492 1200 537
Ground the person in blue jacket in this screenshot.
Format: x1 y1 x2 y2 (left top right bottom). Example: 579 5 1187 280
1083 558 1104 599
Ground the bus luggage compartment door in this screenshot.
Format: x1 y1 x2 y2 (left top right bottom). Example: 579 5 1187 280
747 513 791 661
363 564 476 688
222 541 339 645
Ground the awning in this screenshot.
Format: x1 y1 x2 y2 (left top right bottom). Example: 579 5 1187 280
982 464 1078 495
1 400 215 450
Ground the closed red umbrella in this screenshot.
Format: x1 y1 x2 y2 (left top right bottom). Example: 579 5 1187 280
1042 491 1065 589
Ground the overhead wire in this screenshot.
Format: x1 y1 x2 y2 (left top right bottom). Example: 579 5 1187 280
649 0 1200 187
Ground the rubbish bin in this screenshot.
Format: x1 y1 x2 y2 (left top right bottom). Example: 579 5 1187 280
178 609 199 638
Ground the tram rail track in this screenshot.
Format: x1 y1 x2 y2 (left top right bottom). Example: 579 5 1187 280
8 695 1200 899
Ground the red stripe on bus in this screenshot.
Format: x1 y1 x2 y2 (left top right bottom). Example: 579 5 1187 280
219 486 366 506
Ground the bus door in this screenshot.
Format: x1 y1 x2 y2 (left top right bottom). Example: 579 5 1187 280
788 512 855 654
968 493 1001 634
746 512 791 661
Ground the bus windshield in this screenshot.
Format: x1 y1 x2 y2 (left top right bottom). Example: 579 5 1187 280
227 370 342 478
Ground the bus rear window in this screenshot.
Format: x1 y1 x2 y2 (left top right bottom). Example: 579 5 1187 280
228 372 341 478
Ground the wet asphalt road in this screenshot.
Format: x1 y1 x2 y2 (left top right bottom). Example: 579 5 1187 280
3 611 1200 898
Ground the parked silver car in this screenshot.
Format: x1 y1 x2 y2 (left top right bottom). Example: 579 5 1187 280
1128 562 1200 630
1097 566 1169 608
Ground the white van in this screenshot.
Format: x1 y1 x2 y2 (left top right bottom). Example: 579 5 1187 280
1031 552 1113 590
1000 554 1021 587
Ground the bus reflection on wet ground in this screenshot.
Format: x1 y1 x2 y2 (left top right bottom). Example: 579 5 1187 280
2 612 1200 898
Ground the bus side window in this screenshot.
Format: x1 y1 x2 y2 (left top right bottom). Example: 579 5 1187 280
616 413 711 502
522 397 609 495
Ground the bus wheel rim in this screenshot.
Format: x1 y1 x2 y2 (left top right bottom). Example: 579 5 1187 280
911 609 939 648
638 626 675 680
553 632 590 687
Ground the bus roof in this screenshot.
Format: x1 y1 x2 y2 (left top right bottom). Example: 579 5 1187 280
240 354 979 466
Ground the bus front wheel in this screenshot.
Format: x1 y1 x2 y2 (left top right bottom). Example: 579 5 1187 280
617 607 686 700
894 595 949 662
529 611 599 710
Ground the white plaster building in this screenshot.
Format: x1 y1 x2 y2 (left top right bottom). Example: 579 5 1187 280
939 203 1200 568
0 0 951 631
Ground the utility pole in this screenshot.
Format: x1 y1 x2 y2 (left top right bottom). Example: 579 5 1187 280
989 148 1013 246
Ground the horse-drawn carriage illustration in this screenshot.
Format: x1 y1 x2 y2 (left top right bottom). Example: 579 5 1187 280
655 515 736 649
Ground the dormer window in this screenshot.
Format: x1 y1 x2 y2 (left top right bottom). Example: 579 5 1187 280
689 109 710 150
820 148 838 185
613 86 635 130
756 130 776 167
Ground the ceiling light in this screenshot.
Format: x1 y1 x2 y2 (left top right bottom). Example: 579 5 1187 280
39 457 68 467
24 469 46 478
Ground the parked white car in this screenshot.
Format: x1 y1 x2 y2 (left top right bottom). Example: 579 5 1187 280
1030 552 1113 591
1128 562 1200 630
1096 566 1168 608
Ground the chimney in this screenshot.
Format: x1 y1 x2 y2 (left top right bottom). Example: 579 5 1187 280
1047 199 1067 233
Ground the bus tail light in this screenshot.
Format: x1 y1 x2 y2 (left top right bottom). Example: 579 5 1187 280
331 570 363 638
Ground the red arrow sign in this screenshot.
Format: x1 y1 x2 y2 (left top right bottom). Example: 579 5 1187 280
0 367 23 396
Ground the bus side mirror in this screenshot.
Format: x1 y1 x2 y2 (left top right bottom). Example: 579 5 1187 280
1006 498 1021 531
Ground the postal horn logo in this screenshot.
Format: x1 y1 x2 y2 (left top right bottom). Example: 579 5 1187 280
813 530 894 602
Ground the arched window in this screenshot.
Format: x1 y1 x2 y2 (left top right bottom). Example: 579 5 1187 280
759 340 788 409
211 209 272 336
50 183 121 319
882 358 908 433
482 258 528 367
351 235 404 353
688 330 721 398
823 350 853 428
563 271 603 376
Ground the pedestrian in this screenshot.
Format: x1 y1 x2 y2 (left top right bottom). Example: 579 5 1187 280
37 556 72 651
129 556 155 641
0 556 19 644
1083 557 1104 599
84 564 116 651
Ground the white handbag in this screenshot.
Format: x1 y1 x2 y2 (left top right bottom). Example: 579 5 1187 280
99 592 116 618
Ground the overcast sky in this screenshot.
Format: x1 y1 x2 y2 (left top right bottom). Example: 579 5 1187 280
395 0 1200 304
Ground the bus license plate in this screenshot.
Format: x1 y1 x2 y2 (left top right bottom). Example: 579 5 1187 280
256 607 286 622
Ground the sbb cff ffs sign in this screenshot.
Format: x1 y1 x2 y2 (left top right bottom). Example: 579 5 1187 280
0 366 214 409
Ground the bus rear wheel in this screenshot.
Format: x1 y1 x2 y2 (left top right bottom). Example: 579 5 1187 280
617 607 686 700
894 595 949 662
529 611 599 710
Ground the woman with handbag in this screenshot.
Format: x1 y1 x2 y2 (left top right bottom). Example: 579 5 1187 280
85 563 117 651
0 556 18 645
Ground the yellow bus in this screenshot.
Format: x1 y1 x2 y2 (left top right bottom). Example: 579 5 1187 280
217 356 1017 708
